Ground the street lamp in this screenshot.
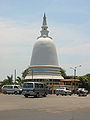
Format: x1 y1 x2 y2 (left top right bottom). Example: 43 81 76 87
70 65 81 92
14 69 16 84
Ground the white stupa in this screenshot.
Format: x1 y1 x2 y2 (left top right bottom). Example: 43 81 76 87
25 14 63 80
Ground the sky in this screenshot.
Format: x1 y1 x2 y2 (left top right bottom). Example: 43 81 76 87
0 0 90 80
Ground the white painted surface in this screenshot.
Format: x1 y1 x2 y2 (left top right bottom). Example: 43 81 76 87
30 37 59 66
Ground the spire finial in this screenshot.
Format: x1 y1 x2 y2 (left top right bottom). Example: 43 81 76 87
40 13 49 38
37 13 52 39
43 13 47 25
44 12 45 17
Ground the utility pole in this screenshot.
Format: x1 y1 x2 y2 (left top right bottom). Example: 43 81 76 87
32 68 33 81
14 69 16 84
70 65 81 93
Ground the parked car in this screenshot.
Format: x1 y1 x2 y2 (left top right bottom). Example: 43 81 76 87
55 87 73 96
22 82 48 98
1 85 22 94
77 88 88 96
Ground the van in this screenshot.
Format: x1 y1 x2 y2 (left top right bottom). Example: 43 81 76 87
2 85 22 94
22 82 48 98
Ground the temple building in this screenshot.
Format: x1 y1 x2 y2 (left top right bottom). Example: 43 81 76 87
25 14 64 88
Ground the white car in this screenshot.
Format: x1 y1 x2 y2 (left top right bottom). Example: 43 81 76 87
56 87 72 96
77 88 88 96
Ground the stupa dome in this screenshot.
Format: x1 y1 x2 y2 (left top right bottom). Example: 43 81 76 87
30 37 59 66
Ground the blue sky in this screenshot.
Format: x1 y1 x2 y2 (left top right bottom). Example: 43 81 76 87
0 0 90 80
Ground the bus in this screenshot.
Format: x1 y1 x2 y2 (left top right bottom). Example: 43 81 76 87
22 82 48 98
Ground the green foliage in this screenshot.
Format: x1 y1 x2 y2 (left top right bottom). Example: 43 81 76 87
60 67 67 78
43 79 49 81
1 75 13 86
22 67 29 78
16 76 23 86
78 73 90 90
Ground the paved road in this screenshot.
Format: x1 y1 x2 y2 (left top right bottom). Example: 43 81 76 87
0 108 90 120
0 94 90 120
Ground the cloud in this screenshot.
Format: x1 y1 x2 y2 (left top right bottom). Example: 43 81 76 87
50 23 90 76
49 23 90 56
0 19 39 55
0 19 39 80
0 20 37 43
51 23 90 44
59 43 90 56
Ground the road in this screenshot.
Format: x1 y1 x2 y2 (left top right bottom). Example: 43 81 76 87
0 94 90 120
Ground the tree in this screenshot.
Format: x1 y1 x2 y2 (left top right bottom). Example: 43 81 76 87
16 76 23 86
1 75 13 86
60 67 67 78
22 67 29 79
78 73 90 91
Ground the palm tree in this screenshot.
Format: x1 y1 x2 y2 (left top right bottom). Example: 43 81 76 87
7 75 13 84
60 68 67 78
22 67 29 79
16 76 23 86
1 75 13 86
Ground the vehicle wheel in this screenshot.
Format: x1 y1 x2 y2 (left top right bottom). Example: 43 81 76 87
56 94 59 96
19 91 22 94
3 91 7 94
14 91 17 95
34 95 37 98
24 95 28 98
43 93 47 97
36 93 40 98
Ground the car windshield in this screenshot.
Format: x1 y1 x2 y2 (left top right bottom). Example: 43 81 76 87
23 83 33 88
66 88 69 90
60 87 64 89
3 86 13 89
17 86 22 89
